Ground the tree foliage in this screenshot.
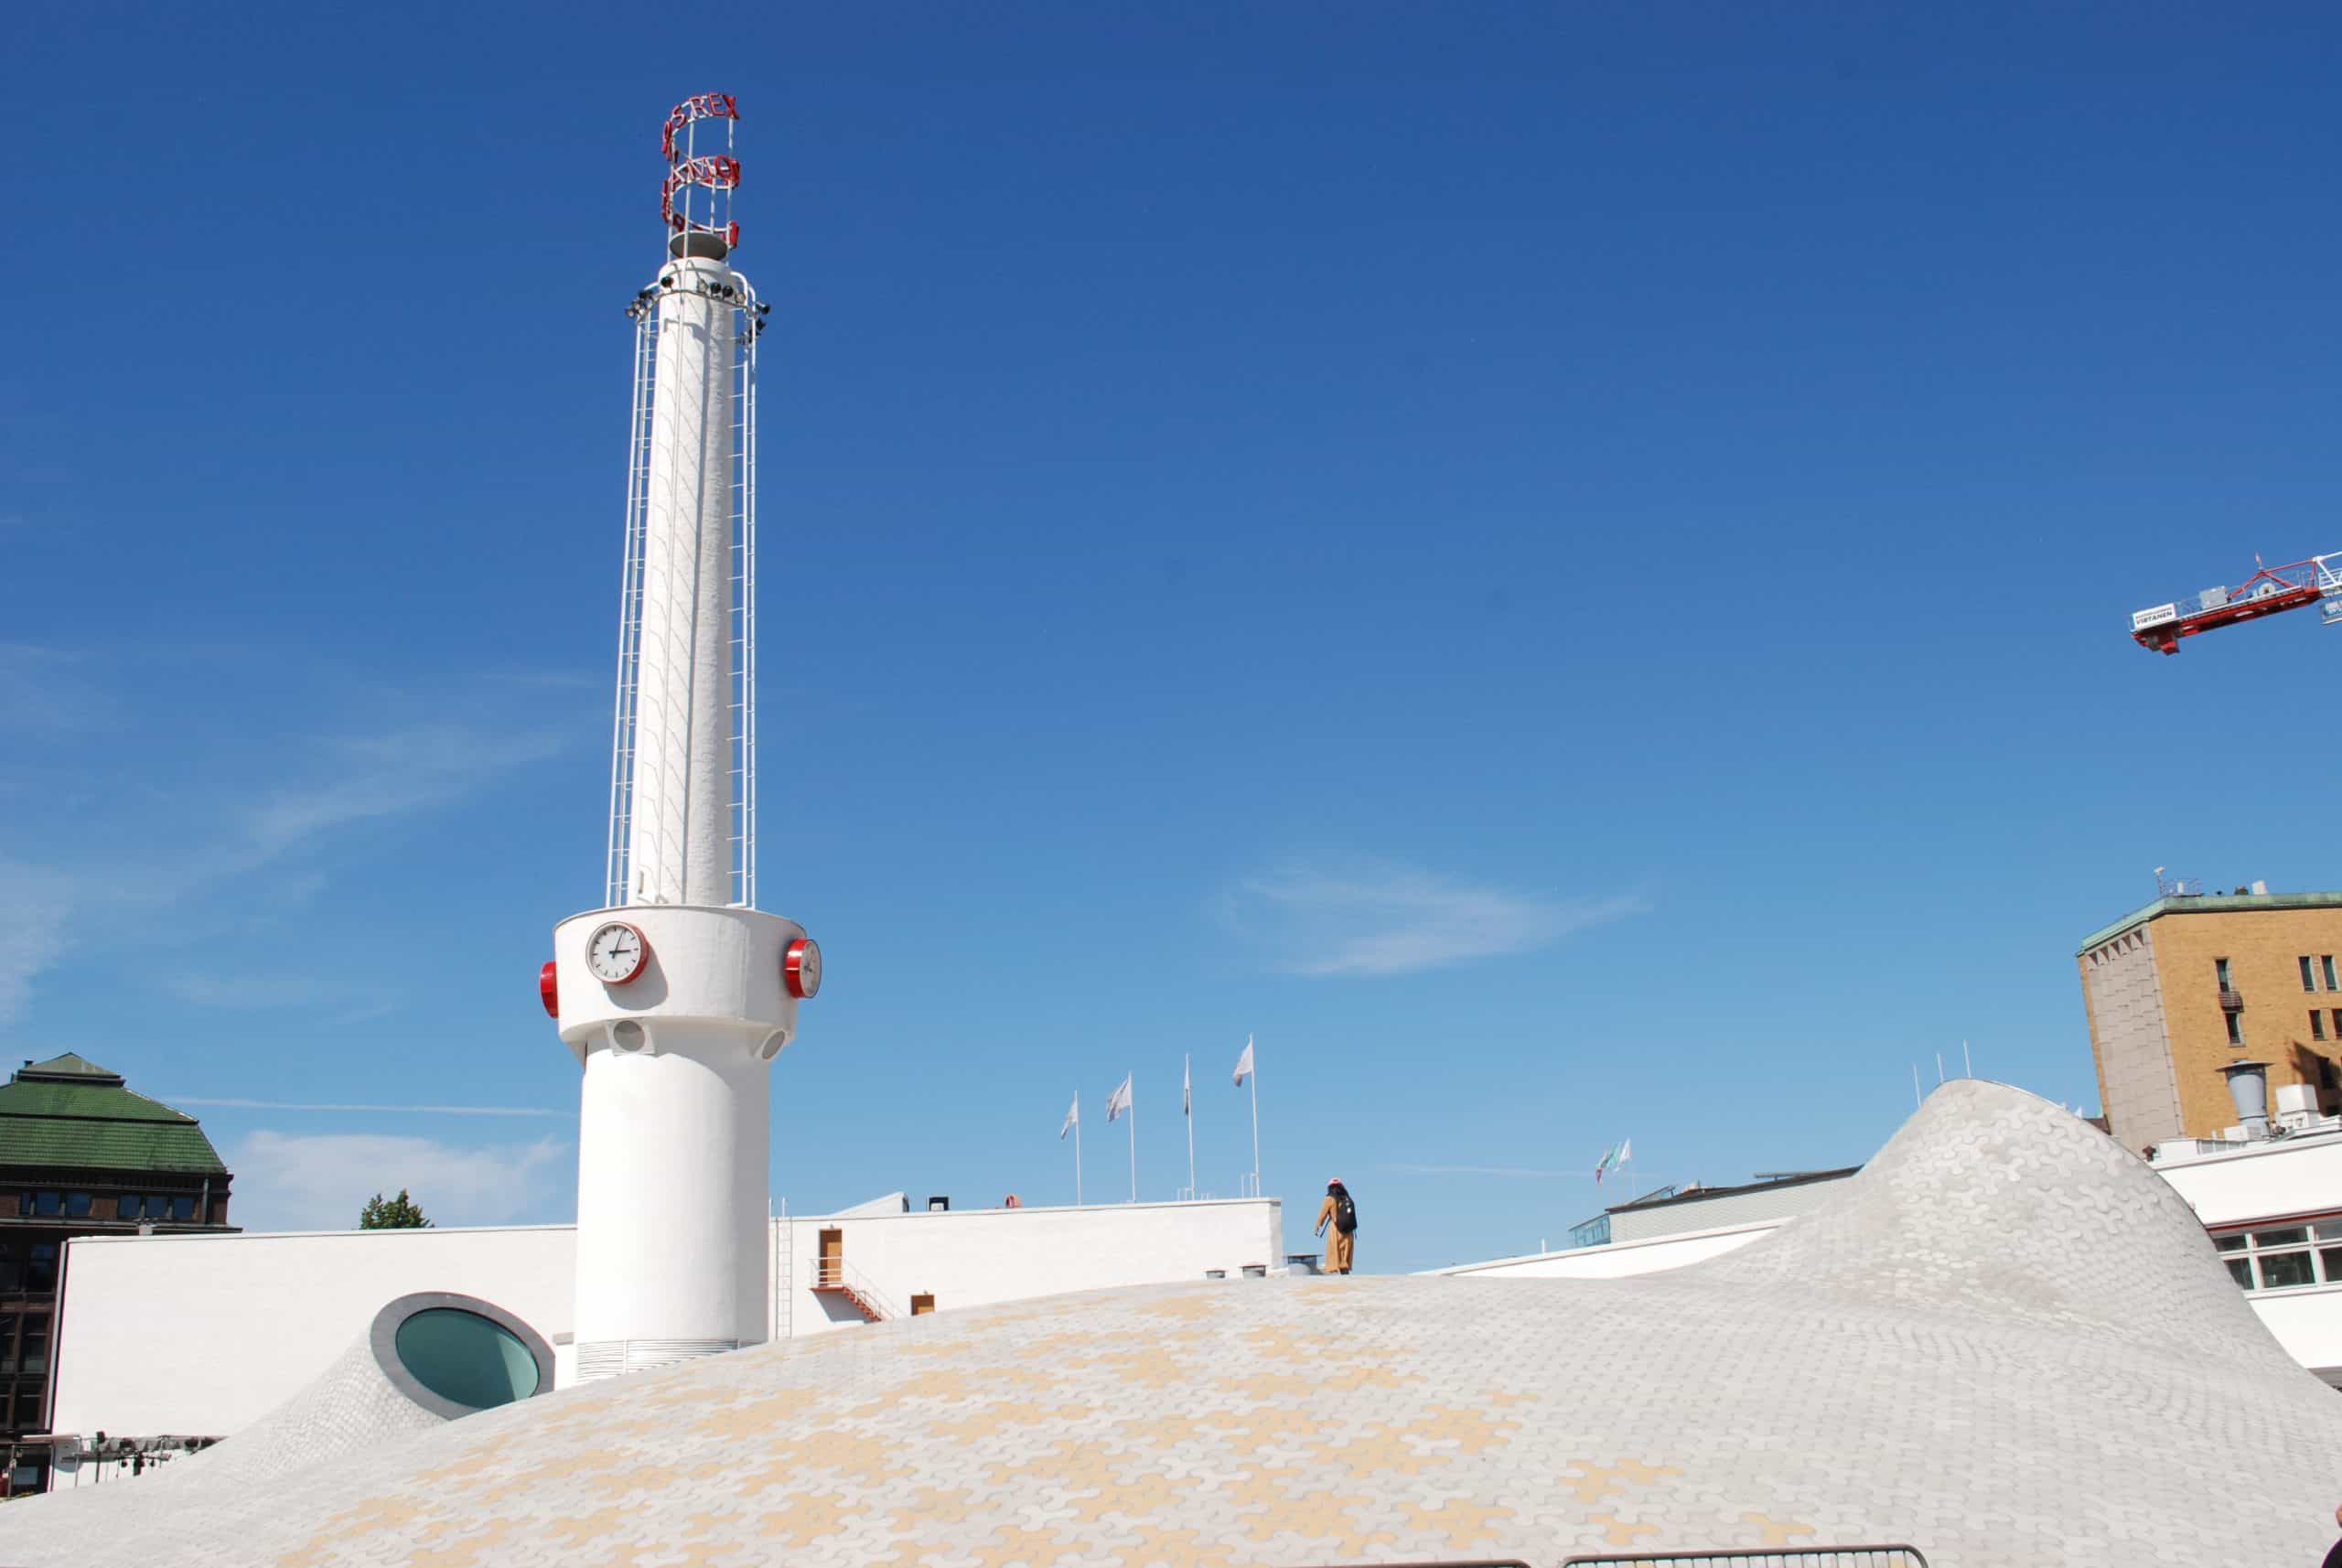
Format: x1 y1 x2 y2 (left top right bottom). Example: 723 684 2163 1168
359 1188 433 1230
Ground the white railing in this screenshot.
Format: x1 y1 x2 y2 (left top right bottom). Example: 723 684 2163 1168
606 296 660 908
727 278 758 910
811 1254 905 1322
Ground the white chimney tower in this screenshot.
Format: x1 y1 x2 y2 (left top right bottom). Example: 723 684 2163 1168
541 94 819 1381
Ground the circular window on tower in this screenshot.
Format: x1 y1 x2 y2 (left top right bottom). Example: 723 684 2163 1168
369 1293 554 1420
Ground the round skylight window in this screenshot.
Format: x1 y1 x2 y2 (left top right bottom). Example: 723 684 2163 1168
369 1293 554 1420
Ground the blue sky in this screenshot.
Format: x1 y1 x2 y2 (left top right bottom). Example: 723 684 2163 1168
5 5 2339 1270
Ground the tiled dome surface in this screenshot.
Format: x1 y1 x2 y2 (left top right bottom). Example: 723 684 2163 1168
6 1080 2337 1567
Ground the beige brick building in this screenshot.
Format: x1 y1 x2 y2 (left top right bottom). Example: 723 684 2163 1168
2079 888 2342 1153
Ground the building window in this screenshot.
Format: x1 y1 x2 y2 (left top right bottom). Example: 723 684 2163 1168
30 1192 59 1219
2217 958 2233 990
19 1319 48 1376
2325 957 2337 991
63 1192 91 1219
27 1246 55 1294
0 1246 16 1293
2227 1010 2245 1046
0 1318 14 1374
171 1196 196 1221
2315 1011 2327 1042
2219 1220 2342 1294
2304 957 2320 991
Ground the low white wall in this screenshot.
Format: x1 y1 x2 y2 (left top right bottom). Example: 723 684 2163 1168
2156 1133 2342 1228
777 1199 1283 1336
1431 1220 1778 1279
1608 1176 1853 1243
48 1198 1283 1449
2246 1287 2342 1379
49 1225 576 1443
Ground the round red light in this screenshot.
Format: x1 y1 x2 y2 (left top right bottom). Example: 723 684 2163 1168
538 961 559 1020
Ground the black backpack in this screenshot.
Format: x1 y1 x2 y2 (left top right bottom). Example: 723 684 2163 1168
1334 1191 1357 1233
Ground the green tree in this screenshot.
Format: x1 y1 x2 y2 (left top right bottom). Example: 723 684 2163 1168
359 1188 433 1230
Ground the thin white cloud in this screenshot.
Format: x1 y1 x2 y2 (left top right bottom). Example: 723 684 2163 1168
166 973 338 1010
1224 862 1649 977
0 860 74 1025
243 723 568 855
225 1131 570 1232
173 1098 565 1118
0 671 579 1026
1382 1162 1577 1178
0 644 113 732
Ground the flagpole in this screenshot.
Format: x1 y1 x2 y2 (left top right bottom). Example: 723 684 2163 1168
1075 1097 1083 1208
1245 1058 1264 1208
1248 1051 1261 1197
1128 1077 1138 1204
1184 1054 1196 1200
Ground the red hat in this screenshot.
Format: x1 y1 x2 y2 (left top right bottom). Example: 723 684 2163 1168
1328 1176 1343 1187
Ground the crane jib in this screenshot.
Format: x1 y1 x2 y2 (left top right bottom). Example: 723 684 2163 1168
2128 553 2342 654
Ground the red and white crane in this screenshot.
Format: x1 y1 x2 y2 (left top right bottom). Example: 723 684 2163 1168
2130 551 2342 654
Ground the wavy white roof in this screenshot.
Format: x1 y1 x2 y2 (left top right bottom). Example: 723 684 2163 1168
6 1079 2338 1566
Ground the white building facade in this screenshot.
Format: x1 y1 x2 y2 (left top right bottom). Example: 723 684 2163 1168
2153 1129 2342 1383
45 1196 1282 1465
1437 1116 2342 1390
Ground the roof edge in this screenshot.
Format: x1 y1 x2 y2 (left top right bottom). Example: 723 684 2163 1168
2077 891 2342 957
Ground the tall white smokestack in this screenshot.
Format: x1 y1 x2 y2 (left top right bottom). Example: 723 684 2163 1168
540 94 820 1381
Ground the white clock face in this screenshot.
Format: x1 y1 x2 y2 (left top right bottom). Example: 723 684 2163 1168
586 921 647 983
786 938 822 999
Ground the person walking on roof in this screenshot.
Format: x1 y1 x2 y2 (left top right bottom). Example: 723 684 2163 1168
1314 1178 1357 1273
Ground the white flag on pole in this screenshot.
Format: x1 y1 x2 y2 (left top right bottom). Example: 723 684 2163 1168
1617 1137 1632 1164
1106 1074 1133 1122
1232 1036 1255 1086
1060 1092 1079 1140
1183 1058 1191 1115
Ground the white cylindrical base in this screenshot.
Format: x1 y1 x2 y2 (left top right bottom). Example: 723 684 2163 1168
553 904 804 1380
573 1017 770 1378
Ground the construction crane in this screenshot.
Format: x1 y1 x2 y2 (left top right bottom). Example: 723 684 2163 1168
2130 552 2342 654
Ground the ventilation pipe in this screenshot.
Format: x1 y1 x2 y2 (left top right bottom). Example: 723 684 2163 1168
2221 1059 2272 1140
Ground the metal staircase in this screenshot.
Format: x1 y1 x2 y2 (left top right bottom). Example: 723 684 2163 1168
811 1254 900 1323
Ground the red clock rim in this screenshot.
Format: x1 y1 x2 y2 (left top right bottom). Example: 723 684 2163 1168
783 937 820 999
591 921 649 984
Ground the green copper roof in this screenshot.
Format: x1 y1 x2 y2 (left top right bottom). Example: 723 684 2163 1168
16 1052 126 1084
2076 891 2342 957
0 1055 229 1176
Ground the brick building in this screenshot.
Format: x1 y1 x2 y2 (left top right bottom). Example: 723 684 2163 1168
2079 886 2342 1154
0 1054 233 1494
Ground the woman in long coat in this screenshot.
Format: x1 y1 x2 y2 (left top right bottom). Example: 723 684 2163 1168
1314 1178 1356 1273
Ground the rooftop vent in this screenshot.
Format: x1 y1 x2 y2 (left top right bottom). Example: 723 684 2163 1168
2221 1059 2272 1140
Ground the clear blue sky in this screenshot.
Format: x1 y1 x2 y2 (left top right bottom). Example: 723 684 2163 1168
5 6 2338 1270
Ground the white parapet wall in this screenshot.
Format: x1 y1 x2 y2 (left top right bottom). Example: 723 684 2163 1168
47 1197 1281 1455
1426 1219 1780 1280
48 1225 578 1445
776 1197 1285 1335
